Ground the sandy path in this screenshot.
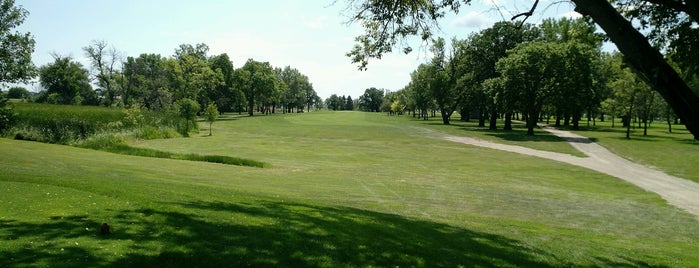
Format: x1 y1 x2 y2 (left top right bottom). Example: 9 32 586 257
436 126 699 219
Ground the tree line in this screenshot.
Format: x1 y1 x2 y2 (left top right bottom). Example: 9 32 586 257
344 0 699 140
360 18 694 138
13 41 323 116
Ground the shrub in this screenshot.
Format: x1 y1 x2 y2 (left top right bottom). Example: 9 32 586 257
0 96 15 134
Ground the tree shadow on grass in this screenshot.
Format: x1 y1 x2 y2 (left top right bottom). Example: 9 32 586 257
2 201 560 267
446 121 570 144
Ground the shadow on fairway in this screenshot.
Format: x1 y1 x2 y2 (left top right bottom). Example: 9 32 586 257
1 201 562 267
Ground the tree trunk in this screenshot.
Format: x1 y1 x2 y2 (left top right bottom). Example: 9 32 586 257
248 99 254 116
441 110 451 125
489 111 497 130
526 109 537 135
574 0 699 140
572 113 580 130
478 108 486 127
504 112 513 131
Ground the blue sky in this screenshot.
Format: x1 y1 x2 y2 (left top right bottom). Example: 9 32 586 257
15 0 581 98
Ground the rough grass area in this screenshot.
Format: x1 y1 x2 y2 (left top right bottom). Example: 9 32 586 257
1 111 698 267
8 103 181 144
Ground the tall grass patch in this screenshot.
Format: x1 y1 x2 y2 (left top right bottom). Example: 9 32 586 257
8 103 180 144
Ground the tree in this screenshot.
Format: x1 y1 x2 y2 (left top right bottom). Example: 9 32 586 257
326 94 342 110
166 46 223 108
540 18 604 129
83 40 122 106
0 0 36 85
174 98 200 136
496 41 560 135
6 86 29 99
238 59 276 116
345 0 699 140
0 93 14 134
408 64 434 120
123 53 170 110
462 22 540 129
209 53 241 113
38 55 96 105
426 38 459 125
359 87 384 112
204 102 219 136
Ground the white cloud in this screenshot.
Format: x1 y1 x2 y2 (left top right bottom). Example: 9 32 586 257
451 11 494 28
303 15 329 30
559 11 582 19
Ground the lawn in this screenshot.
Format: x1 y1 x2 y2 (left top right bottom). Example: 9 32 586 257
1 111 698 267
569 119 699 183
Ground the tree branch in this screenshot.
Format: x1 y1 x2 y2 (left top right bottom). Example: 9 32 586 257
511 0 539 23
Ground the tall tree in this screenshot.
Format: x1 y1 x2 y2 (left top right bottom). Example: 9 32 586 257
496 42 560 135
38 55 96 105
83 40 122 106
123 53 170 110
238 59 276 116
167 44 223 108
426 38 459 125
209 53 242 113
463 22 540 129
344 0 699 140
0 0 36 85
359 87 384 112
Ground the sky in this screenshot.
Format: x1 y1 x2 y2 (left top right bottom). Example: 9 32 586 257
14 0 582 99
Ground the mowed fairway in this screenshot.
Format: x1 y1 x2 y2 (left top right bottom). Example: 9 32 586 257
2 111 699 267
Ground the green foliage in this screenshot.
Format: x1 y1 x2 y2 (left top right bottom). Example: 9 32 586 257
358 87 384 112
7 103 180 144
239 59 278 116
0 94 15 134
0 0 37 84
10 103 125 143
204 102 219 136
6 86 30 99
37 55 96 105
123 53 170 109
174 98 200 136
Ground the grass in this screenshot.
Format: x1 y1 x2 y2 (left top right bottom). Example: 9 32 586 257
568 119 699 183
1 111 699 267
8 103 184 144
405 116 586 157
78 133 266 168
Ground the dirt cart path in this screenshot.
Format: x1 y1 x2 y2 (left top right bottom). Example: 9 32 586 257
437 126 699 219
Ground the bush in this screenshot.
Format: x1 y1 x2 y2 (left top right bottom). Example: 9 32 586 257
0 96 15 134
78 133 128 150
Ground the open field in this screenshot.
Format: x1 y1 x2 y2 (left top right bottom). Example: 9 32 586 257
2 111 699 267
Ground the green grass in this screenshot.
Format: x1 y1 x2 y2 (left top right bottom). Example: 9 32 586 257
569 119 699 182
2 111 699 267
78 133 266 168
401 115 586 157
8 103 182 144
